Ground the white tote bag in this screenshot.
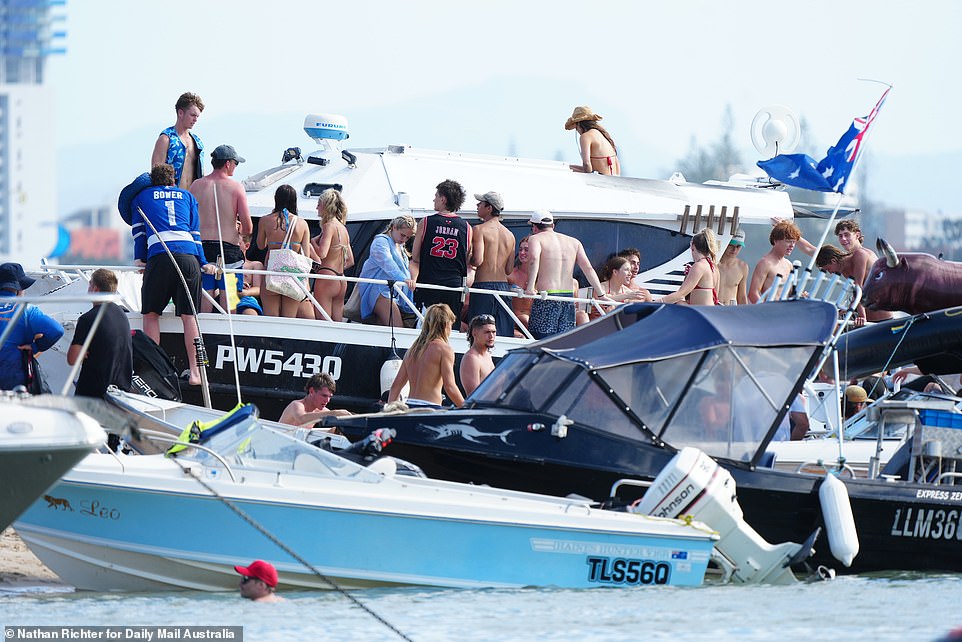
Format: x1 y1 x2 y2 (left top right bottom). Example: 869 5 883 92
265 219 312 301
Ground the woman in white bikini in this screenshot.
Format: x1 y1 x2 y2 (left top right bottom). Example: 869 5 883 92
658 228 720 306
310 189 354 322
564 105 621 176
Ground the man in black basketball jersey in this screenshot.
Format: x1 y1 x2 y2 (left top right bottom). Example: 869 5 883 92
410 179 472 325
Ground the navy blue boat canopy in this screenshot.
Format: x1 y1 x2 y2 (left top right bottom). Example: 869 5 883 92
539 300 837 369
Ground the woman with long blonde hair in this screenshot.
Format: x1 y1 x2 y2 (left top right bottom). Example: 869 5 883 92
658 228 719 306
387 303 464 409
356 215 417 326
310 189 354 321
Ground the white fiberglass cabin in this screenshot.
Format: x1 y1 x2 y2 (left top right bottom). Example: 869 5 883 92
40 114 801 418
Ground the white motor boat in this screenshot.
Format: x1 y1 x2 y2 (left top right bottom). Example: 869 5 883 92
35 112 809 418
14 390 815 591
0 393 106 532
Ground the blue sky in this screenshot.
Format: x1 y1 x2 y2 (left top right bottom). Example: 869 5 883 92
48 0 962 214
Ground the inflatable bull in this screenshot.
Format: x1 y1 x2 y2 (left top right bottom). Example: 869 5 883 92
861 239 962 315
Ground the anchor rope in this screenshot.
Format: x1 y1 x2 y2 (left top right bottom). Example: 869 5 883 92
158 443 414 642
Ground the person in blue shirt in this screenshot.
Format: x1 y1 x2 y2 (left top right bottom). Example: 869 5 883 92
0 262 64 391
132 163 216 386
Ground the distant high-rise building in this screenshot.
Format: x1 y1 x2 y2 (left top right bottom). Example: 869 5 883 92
0 0 66 266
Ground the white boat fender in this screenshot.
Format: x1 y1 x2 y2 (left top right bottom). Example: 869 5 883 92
818 473 859 567
380 357 407 398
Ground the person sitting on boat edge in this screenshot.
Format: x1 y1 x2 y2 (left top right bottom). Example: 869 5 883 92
311 188 354 322
564 105 620 176
388 304 465 409
460 314 497 396
235 560 284 603
0 262 64 392
468 191 516 337
356 215 418 327
279 372 352 428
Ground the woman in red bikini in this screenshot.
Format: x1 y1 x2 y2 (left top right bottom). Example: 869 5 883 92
564 105 621 176
658 228 719 306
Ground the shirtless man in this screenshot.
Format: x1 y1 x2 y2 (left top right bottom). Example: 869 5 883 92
278 372 352 427
794 219 878 284
467 191 516 337
525 210 608 339
718 229 749 305
460 314 497 396
189 145 253 313
815 244 894 325
388 304 465 409
151 92 204 189
748 220 800 303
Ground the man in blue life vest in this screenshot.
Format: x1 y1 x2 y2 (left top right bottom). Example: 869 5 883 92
150 92 204 189
410 179 472 327
132 163 216 386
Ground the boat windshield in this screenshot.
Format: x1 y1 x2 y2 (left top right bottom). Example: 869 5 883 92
180 415 382 483
591 344 814 463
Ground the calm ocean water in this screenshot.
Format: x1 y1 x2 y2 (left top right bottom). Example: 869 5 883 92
1 573 960 642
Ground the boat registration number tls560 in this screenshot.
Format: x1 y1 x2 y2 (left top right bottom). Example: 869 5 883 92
585 556 671 585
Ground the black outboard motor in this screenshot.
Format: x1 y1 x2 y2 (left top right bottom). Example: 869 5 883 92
308 428 425 477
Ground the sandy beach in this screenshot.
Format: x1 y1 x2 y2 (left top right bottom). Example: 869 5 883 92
0 527 65 589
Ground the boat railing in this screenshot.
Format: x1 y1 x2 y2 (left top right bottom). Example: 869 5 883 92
609 477 654 500
134 428 238 482
42 263 625 341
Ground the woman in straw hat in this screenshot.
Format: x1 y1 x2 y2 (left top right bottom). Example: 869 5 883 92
564 105 620 176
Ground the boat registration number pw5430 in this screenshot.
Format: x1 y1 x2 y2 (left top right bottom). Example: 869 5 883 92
215 346 342 379
585 557 671 585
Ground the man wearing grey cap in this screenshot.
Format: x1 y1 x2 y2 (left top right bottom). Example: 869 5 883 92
718 228 749 305
0 262 64 391
467 191 516 337
189 144 253 312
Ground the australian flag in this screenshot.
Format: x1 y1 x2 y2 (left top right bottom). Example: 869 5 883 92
757 87 890 193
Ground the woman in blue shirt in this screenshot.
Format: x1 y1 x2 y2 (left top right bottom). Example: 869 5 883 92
357 215 417 326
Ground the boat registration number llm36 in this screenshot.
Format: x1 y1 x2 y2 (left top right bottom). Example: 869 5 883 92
890 506 962 540
214 346 342 380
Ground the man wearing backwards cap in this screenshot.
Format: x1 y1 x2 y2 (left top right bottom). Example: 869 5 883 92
0 262 64 391
718 229 749 305
189 144 253 313
467 191 516 337
525 210 609 340
235 560 284 602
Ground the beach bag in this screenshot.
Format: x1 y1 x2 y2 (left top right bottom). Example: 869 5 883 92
343 284 363 322
265 220 311 301
20 347 51 395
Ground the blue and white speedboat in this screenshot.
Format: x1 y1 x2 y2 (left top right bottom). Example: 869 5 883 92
14 398 720 591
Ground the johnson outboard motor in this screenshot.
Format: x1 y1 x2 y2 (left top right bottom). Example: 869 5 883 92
632 447 818 584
